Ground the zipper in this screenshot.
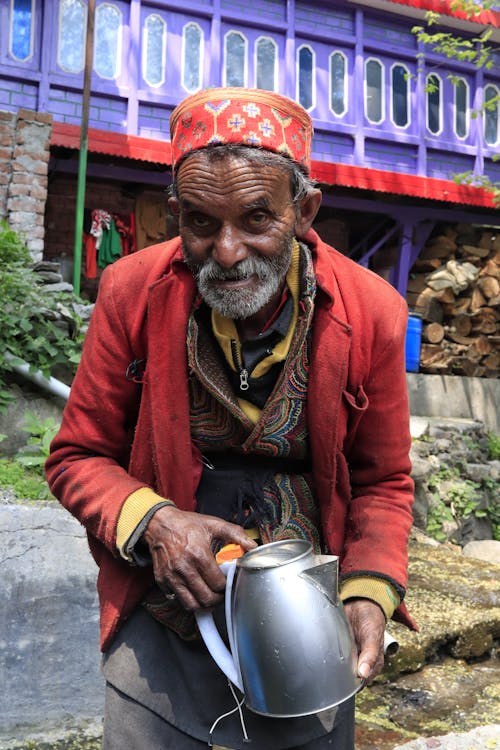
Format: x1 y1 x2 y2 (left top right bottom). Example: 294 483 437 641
230 339 249 392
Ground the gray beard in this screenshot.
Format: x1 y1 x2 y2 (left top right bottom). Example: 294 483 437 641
183 237 294 319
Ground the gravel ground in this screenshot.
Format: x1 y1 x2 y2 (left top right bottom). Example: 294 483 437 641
394 725 500 749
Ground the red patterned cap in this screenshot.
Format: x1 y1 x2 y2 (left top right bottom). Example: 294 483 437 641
169 87 313 173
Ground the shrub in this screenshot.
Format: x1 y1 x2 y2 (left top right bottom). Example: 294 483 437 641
0 221 83 411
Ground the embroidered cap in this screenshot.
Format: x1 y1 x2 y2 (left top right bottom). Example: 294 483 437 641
169 87 313 173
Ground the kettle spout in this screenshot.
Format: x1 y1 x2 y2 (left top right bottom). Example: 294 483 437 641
299 556 339 606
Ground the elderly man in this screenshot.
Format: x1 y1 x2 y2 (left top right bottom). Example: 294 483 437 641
46 87 415 750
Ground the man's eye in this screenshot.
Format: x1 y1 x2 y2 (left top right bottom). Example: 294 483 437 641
190 215 212 228
247 212 268 227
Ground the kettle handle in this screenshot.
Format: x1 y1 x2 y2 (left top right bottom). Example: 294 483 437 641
194 560 244 691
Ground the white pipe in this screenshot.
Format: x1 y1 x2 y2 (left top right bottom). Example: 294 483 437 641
6 354 70 401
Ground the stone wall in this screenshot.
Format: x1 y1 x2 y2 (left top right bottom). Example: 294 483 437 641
0 108 52 263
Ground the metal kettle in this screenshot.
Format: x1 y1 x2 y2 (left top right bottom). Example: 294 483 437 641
195 539 363 718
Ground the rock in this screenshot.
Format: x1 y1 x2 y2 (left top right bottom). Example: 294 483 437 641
0 504 103 745
463 540 500 565
393 724 500 749
0 382 65 456
41 282 74 293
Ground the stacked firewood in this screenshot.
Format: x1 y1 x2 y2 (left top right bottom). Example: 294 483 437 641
406 223 500 378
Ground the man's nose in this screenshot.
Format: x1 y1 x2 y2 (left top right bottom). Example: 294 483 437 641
212 224 248 269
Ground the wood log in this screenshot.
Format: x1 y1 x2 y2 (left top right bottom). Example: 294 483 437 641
446 332 476 345
413 258 442 272
412 290 444 323
459 244 490 259
450 313 472 337
450 357 481 377
483 352 500 371
479 260 500 279
470 286 487 312
470 310 498 335
420 235 457 259
472 335 493 357
477 275 500 300
434 287 456 304
441 298 471 316
422 322 445 343
407 274 430 293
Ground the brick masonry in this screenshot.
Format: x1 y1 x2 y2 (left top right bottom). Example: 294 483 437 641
0 109 52 262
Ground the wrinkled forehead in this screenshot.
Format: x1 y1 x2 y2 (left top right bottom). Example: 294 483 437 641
174 149 294 206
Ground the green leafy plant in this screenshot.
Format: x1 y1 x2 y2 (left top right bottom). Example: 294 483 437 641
0 220 83 411
16 411 60 472
0 458 52 501
486 432 500 461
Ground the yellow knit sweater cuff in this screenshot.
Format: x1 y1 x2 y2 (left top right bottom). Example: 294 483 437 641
339 577 401 620
116 487 175 560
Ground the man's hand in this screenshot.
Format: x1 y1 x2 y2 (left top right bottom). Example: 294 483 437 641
343 599 386 682
143 506 256 611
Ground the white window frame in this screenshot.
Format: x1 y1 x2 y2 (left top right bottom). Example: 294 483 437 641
453 76 470 140
390 62 411 130
484 83 500 147
329 50 347 117
142 13 167 88
94 2 123 81
57 0 87 73
9 0 35 62
425 72 443 136
254 35 278 92
364 57 385 125
223 30 248 88
296 44 316 112
181 21 203 93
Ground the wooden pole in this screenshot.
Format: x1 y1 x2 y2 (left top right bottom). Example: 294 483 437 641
72 0 96 296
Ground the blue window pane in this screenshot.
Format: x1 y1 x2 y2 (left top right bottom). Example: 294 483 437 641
183 23 202 92
144 15 166 87
58 0 86 73
427 75 441 134
11 0 33 61
298 47 313 110
95 4 121 79
455 79 468 138
330 52 345 116
225 32 245 87
256 37 276 92
392 64 408 127
366 59 383 123
484 85 499 146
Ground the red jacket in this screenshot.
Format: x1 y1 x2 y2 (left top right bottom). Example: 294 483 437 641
46 230 415 651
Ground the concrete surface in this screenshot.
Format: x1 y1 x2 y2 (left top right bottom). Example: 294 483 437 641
407 373 499 433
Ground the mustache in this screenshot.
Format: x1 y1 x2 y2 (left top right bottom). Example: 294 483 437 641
196 255 283 283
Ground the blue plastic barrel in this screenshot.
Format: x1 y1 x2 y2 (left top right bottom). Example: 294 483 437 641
405 314 422 372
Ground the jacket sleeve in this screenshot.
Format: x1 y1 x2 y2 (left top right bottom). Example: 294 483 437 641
45 263 150 554
340 292 414 601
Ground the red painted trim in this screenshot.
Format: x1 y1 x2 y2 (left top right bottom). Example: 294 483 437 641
310 161 497 208
384 0 500 27
51 122 496 208
51 122 172 165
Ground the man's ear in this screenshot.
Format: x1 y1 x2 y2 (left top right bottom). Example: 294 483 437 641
168 196 180 216
294 189 322 239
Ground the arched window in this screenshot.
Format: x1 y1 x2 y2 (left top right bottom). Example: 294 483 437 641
182 23 202 92
10 0 34 61
94 3 122 80
143 14 166 87
256 37 277 92
365 58 384 124
391 63 410 128
454 78 469 139
484 84 499 146
224 31 247 87
297 45 314 111
426 73 442 135
58 0 86 73
329 51 347 116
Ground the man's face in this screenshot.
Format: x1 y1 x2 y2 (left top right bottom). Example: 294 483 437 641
169 152 298 319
